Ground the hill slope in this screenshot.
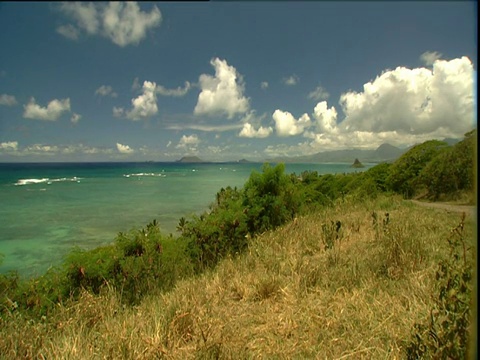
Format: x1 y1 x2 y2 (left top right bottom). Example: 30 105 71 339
1 195 475 359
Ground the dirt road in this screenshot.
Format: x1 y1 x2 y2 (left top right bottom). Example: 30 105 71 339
410 200 476 218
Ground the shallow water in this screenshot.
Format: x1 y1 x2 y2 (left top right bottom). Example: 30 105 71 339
0 162 372 276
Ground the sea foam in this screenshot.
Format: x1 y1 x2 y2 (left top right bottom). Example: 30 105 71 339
15 177 81 186
123 173 166 178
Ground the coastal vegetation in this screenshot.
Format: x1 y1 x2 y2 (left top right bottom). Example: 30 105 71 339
0 130 476 358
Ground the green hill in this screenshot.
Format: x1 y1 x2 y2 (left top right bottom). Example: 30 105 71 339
0 195 475 358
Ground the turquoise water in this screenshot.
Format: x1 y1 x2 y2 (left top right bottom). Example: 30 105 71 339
0 162 372 276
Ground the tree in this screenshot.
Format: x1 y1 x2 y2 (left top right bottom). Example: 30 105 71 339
386 140 449 198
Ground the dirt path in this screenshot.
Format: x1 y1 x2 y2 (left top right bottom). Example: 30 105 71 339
410 200 476 218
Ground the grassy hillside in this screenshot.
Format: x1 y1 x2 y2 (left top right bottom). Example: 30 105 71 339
1 195 476 359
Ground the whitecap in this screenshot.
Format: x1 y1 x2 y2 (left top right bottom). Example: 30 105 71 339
15 178 50 186
14 177 82 186
123 173 166 178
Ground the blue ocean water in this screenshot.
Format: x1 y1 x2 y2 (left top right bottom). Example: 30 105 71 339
0 162 372 276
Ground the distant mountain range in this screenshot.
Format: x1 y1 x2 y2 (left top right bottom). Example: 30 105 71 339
176 138 461 164
265 143 406 164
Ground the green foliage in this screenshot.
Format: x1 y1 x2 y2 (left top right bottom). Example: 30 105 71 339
406 213 474 358
364 162 392 192
63 219 180 305
386 140 449 198
242 163 302 234
180 186 249 269
181 164 305 270
0 220 193 316
419 130 476 200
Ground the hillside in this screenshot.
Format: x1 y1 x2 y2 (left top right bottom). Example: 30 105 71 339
1 195 475 358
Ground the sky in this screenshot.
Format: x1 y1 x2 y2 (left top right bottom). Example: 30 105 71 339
0 1 477 162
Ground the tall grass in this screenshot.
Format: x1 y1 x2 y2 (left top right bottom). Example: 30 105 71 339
0 195 475 359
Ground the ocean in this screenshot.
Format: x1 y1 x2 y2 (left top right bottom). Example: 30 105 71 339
0 162 373 277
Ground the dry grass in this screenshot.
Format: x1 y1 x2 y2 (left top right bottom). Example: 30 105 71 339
0 195 476 359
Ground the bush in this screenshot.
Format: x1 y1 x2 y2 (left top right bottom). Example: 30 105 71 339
386 140 449 198
242 163 302 235
419 130 476 200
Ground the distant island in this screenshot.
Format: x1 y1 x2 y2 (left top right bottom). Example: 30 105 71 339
176 156 204 163
351 158 365 168
237 159 253 163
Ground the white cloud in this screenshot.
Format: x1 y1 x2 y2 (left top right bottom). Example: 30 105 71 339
261 81 269 90
166 141 172 148
265 56 476 154
308 85 330 101
103 2 162 47
56 24 80 40
25 144 59 154
95 85 118 97
57 2 162 47
175 134 200 151
116 143 134 154
239 123 273 138
0 141 18 151
113 106 125 117
156 81 191 97
283 75 299 86
194 58 250 119
71 113 82 124
166 123 242 132
338 56 475 137
58 2 99 34
420 51 443 66
312 101 338 134
23 98 71 121
272 110 311 136
125 81 158 120
0 94 17 106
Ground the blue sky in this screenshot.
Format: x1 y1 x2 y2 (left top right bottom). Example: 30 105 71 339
0 1 477 162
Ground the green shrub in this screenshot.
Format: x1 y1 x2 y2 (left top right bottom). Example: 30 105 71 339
386 140 449 198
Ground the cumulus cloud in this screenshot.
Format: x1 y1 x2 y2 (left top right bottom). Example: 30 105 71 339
71 113 82 124
312 101 338 134
23 98 71 121
261 81 269 90
194 58 250 119
338 56 475 137
112 106 125 118
156 81 191 97
25 144 59 154
265 56 475 155
308 85 330 101
166 123 242 132
57 2 162 47
272 110 311 137
283 75 299 86
95 85 118 97
116 143 134 154
239 123 273 138
56 24 80 40
0 141 18 151
0 94 17 106
175 134 200 151
124 81 158 120
420 51 443 66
